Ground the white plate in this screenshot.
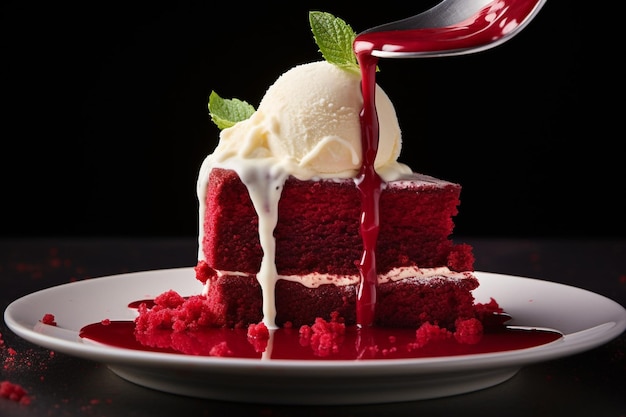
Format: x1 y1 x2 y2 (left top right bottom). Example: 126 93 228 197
4 268 626 405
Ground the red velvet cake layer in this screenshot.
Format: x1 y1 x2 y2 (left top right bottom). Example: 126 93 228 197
201 168 474 276
195 265 479 328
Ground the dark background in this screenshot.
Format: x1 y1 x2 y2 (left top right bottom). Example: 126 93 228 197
3 1 623 239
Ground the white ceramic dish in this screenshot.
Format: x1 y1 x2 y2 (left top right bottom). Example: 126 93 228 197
4 268 626 405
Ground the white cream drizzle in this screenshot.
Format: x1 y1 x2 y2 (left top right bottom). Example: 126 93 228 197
202 266 471 295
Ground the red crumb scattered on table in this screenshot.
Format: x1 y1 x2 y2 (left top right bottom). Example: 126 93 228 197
3 345 55 375
2 332 56 378
7 347 17 355
40 314 57 326
101 319 111 326
0 380 31 405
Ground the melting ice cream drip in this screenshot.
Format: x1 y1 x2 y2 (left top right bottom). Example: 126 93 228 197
237 163 289 329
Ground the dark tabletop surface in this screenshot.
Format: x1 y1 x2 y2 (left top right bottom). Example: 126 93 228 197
1 237 624 417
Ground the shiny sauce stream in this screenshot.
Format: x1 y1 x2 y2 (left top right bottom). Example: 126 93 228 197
353 0 538 326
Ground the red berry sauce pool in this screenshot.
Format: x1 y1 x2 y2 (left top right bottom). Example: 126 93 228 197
79 299 561 360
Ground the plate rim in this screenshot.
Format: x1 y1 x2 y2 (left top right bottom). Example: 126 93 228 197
4 268 626 376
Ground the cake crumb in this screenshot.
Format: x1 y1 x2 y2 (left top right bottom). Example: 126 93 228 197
412 322 452 349
298 312 345 357
247 322 269 339
40 314 57 326
134 290 219 339
474 298 503 317
454 318 484 344
247 322 270 353
0 380 31 405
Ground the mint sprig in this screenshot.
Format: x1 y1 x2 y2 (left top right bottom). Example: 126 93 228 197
208 91 255 130
309 11 360 75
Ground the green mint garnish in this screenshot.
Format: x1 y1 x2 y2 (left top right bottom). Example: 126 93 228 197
208 91 255 130
309 11 360 75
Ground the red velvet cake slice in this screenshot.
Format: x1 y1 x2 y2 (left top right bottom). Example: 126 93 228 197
195 168 477 328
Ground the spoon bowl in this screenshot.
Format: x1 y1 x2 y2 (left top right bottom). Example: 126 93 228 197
357 0 547 58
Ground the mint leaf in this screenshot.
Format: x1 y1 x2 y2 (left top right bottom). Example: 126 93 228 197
208 90 256 130
309 11 360 75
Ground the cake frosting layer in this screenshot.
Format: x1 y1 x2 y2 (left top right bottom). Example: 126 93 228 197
199 265 474 290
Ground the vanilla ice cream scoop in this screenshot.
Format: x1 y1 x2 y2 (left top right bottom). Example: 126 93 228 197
213 61 409 180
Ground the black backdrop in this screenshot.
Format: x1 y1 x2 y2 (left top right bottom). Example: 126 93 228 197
3 1 624 238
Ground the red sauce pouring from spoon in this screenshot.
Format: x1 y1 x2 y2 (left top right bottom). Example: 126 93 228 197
353 0 544 326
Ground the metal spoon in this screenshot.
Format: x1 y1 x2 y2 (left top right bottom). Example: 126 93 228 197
357 0 547 58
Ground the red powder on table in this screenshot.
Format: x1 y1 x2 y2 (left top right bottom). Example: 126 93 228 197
0 380 31 405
